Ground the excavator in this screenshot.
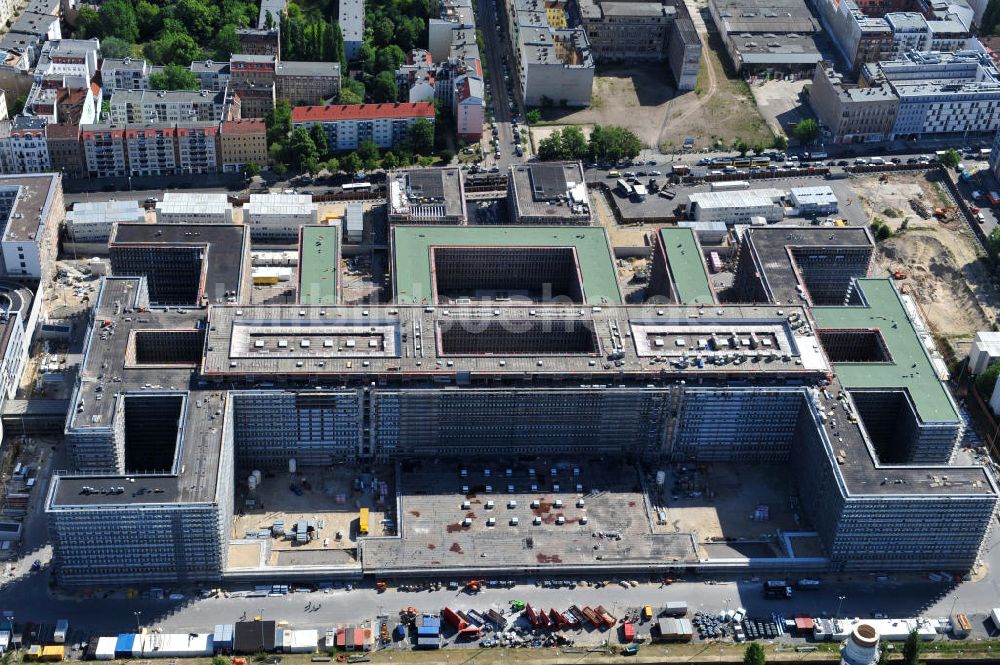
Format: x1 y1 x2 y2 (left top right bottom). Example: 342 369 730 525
464 579 486 593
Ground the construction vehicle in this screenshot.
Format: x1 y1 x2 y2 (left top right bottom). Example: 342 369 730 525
443 607 482 639
359 508 369 535
375 581 387 592
934 207 951 218
464 579 486 593
642 606 653 621
511 600 526 611
892 270 907 280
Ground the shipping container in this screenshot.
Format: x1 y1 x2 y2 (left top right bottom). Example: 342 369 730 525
359 508 369 535
94 637 116 661
655 618 694 642
596 605 616 629
622 622 635 642
661 601 688 617
53 620 68 644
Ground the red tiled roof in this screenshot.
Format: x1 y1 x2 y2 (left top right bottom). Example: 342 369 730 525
291 102 435 123
91 81 101 98
221 118 266 135
45 123 81 139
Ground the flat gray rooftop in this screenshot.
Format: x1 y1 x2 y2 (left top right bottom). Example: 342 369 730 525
202 303 828 379
508 162 592 223
388 168 466 222
0 173 59 243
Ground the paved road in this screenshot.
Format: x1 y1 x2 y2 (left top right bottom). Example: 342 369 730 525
475 0 528 172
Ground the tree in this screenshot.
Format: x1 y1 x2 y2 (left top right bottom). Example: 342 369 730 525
733 138 750 156
149 63 200 90
537 130 567 161
329 21 347 69
375 45 406 73
772 134 789 150
407 118 434 154
74 6 100 39
136 0 163 41
743 643 766 665
288 126 319 170
372 71 398 103
977 361 1000 399
526 108 542 124
437 148 454 164
265 100 292 147
372 17 394 46
100 36 133 59
173 0 221 43
381 151 398 169
8 95 26 116
243 161 262 179
561 126 589 160
214 24 242 60
357 138 380 165
588 125 641 163
146 31 201 65
324 156 340 173
939 148 961 169
341 152 362 174
877 644 890 665
97 0 139 43
792 118 819 145
310 123 329 160
339 78 365 104
902 629 921 665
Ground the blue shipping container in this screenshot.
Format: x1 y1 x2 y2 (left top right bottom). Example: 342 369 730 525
115 634 136 656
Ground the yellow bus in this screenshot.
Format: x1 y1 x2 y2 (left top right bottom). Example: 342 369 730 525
359 507 369 535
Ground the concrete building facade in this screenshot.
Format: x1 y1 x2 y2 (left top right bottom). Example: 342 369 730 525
291 103 436 151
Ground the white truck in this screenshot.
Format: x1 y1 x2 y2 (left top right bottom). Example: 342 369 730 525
54 619 69 643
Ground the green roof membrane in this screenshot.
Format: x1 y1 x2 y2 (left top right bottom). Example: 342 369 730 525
298 225 339 305
811 278 958 424
392 226 623 304
659 227 715 305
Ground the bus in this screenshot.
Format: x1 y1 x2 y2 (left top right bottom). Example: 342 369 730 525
342 182 373 192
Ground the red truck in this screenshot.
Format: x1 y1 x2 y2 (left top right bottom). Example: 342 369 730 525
596 605 617 629
581 606 603 629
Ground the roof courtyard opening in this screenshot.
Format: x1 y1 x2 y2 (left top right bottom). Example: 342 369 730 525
436 319 600 356
122 394 183 474
431 246 585 303
816 329 892 364
127 329 205 367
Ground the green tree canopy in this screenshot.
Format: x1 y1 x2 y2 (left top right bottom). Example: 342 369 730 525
743 643 766 665
213 24 242 60
792 118 819 145
341 152 362 174
146 30 201 65
407 118 434 155
772 134 788 150
902 629 921 665
310 123 329 160
100 36 134 59
149 63 200 90
288 126 319 170
372 71 398 103
978 361 1000 400
265 100 293 147
357 138 380 164
588 125 641 163
939 148 961 169
537 130 567 161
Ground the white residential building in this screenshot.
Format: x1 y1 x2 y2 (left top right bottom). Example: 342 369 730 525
340 0 364 60
67 200 146 242
100 58 152 92
34 38 99 81
8 116 51 174
291 103 436 151
453 75 484 140
154 192 233 224
245 193 318 241
110 89 231 125
0 173 63 281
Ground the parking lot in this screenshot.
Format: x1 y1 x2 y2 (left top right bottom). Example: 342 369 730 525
361 458 700 572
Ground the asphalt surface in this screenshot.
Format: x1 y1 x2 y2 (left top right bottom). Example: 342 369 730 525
475 0 526 172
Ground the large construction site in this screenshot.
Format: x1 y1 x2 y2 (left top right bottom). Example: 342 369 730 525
42 163 1000 587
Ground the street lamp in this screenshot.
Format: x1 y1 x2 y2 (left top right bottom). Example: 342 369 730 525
133 611 142 632
835 595 846 618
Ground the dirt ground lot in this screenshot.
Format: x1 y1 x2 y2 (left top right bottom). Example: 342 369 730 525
533 38 772 152
233 465 394 564
650 464 806 559
853 172 1000 354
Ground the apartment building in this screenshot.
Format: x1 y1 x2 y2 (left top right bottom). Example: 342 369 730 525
190 60 231 92
577 0 675 62
11 12 61 45
869 43 1000 138
0 173 62 280
809 62 899 143
80 124 127 178
66 199 145 242
230 54 276 88
258 0 287 28
428 0 475 60
291 103 436 151
454 75 484 139
274 61 340 106
505 0 595 106
34 39 99 81
8 116 50 174
100 58 152 93
230 83 275 119
175 122 219 174
124 123 177 177
237 28 281 57
244 193 318 241
109 89 231 125
45 122 85 177
219 118 268 172
339 0 364 60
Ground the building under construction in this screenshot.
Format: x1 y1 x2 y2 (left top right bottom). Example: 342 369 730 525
45 223 999 585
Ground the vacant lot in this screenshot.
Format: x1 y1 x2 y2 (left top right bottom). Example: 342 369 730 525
533 36 772 152
854 171 1000 355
